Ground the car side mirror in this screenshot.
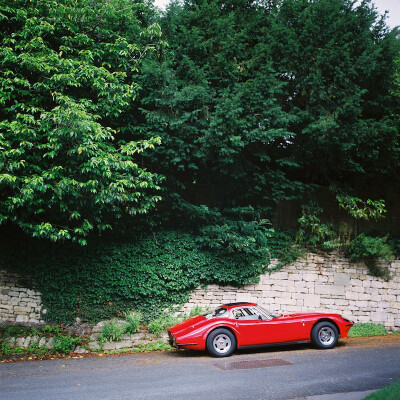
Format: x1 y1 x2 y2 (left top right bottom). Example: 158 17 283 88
258 315 263 321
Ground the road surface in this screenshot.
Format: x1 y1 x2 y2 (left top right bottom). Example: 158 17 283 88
1 336 399 400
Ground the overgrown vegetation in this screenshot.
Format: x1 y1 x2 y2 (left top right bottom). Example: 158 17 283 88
98 312 142 342
346 235 394 280
148 305 206 336
1 229 297 324
0 324 88 358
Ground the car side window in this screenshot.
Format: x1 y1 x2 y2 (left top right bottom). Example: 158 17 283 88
232 309 245 319
232 307 260 320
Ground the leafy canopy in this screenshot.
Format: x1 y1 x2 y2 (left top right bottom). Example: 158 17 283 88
0 0 163 244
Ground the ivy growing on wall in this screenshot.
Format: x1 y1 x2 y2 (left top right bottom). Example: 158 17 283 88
1 229 275 324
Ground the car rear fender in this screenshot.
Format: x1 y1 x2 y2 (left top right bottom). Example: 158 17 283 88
203 325 239 347
312 318 340 338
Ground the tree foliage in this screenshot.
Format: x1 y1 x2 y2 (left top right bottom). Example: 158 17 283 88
1 0 399 245
137 0 399 221
0 0 163 243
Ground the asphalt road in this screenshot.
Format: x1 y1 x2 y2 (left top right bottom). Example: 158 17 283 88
1 336 400 400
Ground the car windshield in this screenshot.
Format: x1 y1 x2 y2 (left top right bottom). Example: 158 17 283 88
203 307 228 319
257 305 281 318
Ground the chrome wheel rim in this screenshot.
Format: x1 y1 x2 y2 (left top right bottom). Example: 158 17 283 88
213 334 232 354
318 327 335 345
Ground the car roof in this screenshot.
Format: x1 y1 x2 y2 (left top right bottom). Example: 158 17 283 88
222 302 257 309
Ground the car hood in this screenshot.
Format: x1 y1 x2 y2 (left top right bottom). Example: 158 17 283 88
168 315 206 336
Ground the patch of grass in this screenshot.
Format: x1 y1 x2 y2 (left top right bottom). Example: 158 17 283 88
348 323 388 337
135 341 173 352
363 378 400 400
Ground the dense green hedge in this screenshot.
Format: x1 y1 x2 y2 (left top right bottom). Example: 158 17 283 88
1 229 273 324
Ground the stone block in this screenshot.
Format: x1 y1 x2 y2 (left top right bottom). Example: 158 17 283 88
46 337 55 349
14 306 31 313
271 272 288 280
236 293 250 303
23 337 31 348
89 341 100 350
102 341 116 350
275 297 296 306
73 346 89 354
271 286 286 292
303 274 318 282
4 337 15 346
302 294 321 308
334 299 348 306
334 273 350 287
371 281 384 289
16 315 28 323
370 312 388 323
345 291 359 301
349 279 362 287
315 284 345 296
115 341 133 349
288 273 302 281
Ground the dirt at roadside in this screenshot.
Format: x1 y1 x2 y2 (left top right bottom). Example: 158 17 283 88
341 334 400 348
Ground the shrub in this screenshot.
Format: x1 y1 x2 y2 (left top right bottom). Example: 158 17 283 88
99 319 125 342
148 315 180 336
0 342 11 357
296 205 335 248
53 335 80 355
124 312 142 335
346 235 394 279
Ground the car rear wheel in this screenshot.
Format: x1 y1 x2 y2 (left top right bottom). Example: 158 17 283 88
311 321 339 349
206 328 236 357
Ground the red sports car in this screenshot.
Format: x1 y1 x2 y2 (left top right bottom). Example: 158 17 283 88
168 302 353 357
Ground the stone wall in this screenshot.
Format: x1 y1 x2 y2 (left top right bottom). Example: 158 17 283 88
1 253 400 330
180 253 400 331
0 270 45 324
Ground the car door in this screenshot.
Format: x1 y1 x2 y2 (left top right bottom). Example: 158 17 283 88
234 308 307 346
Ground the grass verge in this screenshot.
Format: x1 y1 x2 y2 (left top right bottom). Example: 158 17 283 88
363 379 400 399
348 323 388 337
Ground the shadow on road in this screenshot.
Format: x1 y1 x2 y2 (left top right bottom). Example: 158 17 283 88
164 340 352 359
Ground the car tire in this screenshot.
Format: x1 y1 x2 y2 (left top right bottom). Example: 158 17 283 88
206 328 236 357
311 321 339 349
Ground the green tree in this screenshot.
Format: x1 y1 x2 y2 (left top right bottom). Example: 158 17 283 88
266 0 400 186
137 0 399 223
0 0 163 243
137 0 303 218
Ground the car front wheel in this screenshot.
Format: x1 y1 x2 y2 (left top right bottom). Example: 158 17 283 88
311 321 339 349
206 328 236 357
